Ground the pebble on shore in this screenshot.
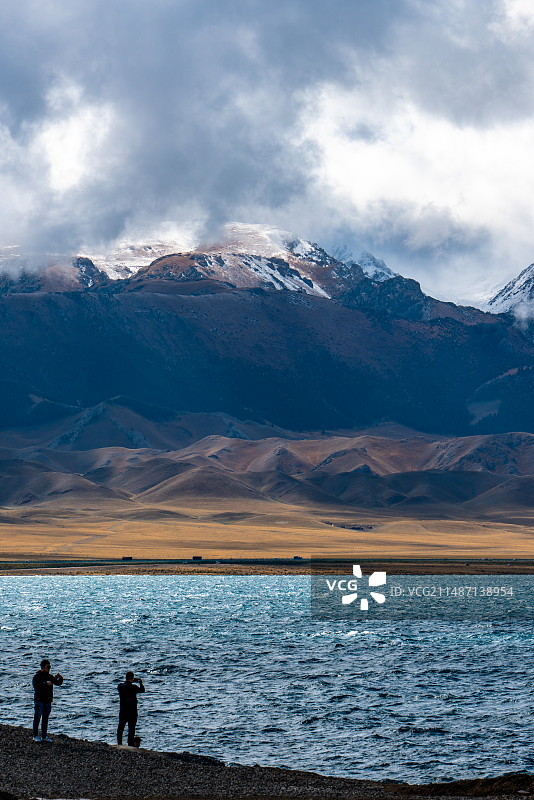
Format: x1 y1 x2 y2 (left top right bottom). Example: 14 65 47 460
0 723 533 799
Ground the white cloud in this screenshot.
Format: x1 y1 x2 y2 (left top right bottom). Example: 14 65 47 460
492 0 534 37
37 103 114 192
1 0 534 303
299 81 534 302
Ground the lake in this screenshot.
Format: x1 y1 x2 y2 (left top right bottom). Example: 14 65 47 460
1 574 533 783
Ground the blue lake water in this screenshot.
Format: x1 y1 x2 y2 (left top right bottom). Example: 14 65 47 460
1 574 533 783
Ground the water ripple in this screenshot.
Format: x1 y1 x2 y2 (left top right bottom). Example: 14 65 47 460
0 574 533 783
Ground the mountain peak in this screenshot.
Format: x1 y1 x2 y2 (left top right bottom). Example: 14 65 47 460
487 262 534 317
0 223 402 302
115 223 379 299
206 223 301 259
357 251 397 282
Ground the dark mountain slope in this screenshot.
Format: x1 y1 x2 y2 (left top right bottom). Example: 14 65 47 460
0 282 532 434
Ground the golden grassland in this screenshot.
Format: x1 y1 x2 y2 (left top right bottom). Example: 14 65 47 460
1 496 534 563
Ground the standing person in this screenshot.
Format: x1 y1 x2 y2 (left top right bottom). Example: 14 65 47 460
117 671 145 746
32 659 63 742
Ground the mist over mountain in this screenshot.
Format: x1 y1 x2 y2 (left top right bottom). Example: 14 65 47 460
3 0 534 307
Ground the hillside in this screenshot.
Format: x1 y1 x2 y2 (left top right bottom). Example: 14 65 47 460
1 227 534 558
1 400 534 559
0 262 531 435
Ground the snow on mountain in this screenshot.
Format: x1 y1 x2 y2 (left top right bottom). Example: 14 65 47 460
75 224 335 290
209 223 298 259
487 263 534 317
193 223 334 296
0 223 398 300
212 253 331 296
78 223 397 298
84 224 321 278
116 223 398 299
357 251 397 282
81 241 188 279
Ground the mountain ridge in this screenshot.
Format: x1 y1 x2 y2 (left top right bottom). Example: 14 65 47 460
3 225 534 324
487 262 534 317
2 399 534 521
0 225 533 436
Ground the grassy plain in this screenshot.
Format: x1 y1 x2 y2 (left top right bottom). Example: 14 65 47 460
1 497 533 562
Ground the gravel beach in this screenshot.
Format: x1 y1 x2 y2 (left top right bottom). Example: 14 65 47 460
0 724 533 800
2 560 534 577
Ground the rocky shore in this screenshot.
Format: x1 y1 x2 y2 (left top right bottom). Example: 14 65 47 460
2 559 533 577
0 724 533 800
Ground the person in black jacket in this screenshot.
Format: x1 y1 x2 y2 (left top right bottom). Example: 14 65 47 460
117 671 145 746
32 659 63 742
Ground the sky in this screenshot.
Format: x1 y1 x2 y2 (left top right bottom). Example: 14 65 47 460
1 0 534 304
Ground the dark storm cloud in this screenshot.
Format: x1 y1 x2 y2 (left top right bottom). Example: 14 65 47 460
0 0 405 253
0 0 533 300
388 1 534 126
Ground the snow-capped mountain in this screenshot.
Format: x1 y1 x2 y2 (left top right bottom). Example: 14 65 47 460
83 241 187 279
356 251 396 282
487 263 534 317
82 223 398 299
0 223 399 299
0 223 483 327
1 220 533 439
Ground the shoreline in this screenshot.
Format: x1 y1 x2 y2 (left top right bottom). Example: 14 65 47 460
1 557 534 576
0 723 532 799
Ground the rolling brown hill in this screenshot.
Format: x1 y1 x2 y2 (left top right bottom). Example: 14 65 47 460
1 403 533 558
1 401 534 516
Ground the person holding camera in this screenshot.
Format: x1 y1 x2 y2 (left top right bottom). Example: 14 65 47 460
117 671 145 746
32 659 64 742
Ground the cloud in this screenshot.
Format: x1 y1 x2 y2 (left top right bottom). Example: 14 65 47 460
300 81 534 301
492 0 534 37
0 0 533 301
0 0 401 255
